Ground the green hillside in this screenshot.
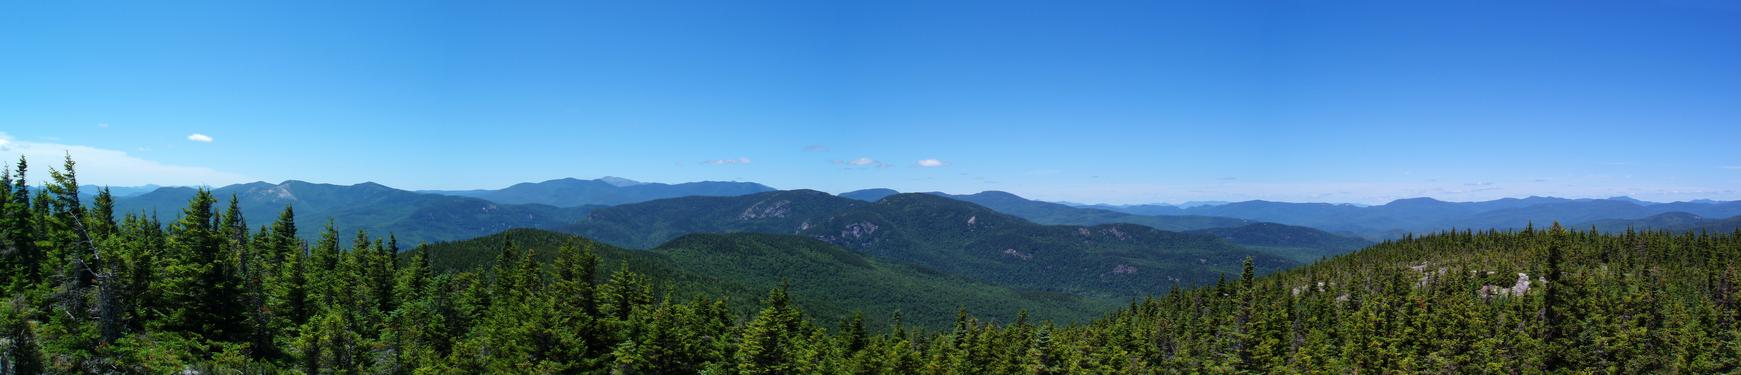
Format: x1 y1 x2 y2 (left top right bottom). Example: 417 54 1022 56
417 229 1120 328
1186 222 1374 262
1037 225 1741 372
566 189 860 249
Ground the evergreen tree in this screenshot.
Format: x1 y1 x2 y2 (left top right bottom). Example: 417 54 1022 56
2 157 42 292
737 282 805 375
0 299 45 375
159 188 246 344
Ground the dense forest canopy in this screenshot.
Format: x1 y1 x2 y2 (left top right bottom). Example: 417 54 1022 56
3 155 1740 373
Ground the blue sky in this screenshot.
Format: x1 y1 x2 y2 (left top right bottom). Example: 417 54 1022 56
3 0 1739 204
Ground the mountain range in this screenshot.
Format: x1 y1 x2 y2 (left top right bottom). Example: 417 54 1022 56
563 190 1298 297
423 177 774 207
114 181 593 245
1083 196 1741 240
99 177 1739 253
844 188 1372 261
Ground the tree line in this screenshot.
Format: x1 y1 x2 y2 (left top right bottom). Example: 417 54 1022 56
4 155 1740 373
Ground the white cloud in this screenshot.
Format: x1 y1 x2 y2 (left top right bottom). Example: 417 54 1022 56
97 123 109 128
702 157 751 165
0 133 250 186
187 133 214 143
802 145 829 152
917 159 945 167
834 157 890 169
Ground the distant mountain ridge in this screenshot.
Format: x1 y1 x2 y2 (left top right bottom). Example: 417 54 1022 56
922 190 1255 232
837 189 1369 259
424 177 774 207
1585 212 1741 233
115 180 593 245
838 188 900 202
98 173 1741 248
1087 196 1741 240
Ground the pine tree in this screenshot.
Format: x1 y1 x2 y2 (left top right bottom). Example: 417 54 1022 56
1543 226 1570 370
599 263 653 322
0 299 45 375
43 156 126 346
841 312 868 354
309 222 341 311
551 242 605 369
2 157 42 292
159 188 246 344
737 282 804 375
1024 326 1062 375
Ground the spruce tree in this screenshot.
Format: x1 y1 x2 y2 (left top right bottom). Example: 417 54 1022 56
737 282 804 375
160 188 246 343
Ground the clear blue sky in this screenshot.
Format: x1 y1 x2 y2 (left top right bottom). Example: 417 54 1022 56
3 0 1739 204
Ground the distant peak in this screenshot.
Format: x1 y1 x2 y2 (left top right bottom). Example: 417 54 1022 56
971 190 1024 199
1385 197 1446 205
1606 196 1652 205
352 182 391 190
597 176 643 187
839 188 900 202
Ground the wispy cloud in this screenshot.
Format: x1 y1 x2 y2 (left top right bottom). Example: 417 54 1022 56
1722 166 1741 170
0 132 249 186
802 145 829 152
187 133 214 143
834 157 890 169
917 159 945 167
702 157 752 165
97 123 109 128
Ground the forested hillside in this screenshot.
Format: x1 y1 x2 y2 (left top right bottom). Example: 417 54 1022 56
415 229 1120 328
1185 222 1374 262
568 190 1296 296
